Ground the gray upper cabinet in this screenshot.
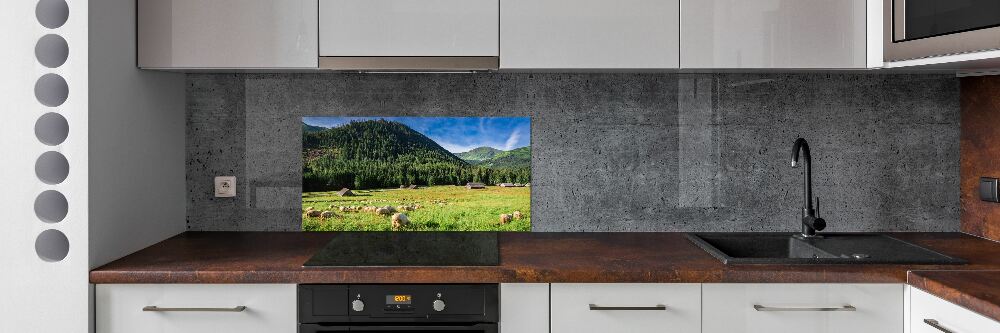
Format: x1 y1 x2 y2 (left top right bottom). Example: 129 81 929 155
681 0 877 69
500 0 680 69
319 0 499 57
138 0 318 69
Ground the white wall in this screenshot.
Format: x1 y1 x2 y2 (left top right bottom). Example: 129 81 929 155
88 0 186 269
0 0 90 331
0 0 185 331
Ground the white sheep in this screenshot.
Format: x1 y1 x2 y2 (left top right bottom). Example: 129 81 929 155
392 213 410 230
500 214 512 224
320 211 335 218
376 207 393 216
306 210 322 218
512 211 523 220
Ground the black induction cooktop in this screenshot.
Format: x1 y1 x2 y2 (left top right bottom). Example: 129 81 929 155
303 232 500 267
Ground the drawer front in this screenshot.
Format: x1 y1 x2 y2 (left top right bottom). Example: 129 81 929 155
96 284 296 333
910 287 1000 333
551 283 701 333
703 284 903 333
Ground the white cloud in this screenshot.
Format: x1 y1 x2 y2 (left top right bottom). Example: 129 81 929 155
503 129 522 150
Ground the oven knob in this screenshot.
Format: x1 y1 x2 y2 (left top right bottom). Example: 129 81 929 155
351 299 365 312
432 299 446 312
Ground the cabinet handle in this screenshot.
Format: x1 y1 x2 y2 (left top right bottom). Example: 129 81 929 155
143 306 247 312
753 304 856 312
923 319 955 333
588 304 667 311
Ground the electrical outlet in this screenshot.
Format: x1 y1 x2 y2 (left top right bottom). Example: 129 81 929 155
980 177 999 202
215 176 236 198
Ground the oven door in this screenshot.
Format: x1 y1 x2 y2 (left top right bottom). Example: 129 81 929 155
885 0 1000 61
300 323 498 333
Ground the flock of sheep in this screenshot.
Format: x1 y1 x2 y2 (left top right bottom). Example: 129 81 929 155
302 204 525 230
499 211 524 224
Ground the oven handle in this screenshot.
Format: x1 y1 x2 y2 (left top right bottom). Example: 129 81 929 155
350 324 497 331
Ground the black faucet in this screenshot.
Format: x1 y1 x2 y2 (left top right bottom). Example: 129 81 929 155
791 138 826 237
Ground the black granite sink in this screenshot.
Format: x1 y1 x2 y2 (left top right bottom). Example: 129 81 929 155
686 233 966 265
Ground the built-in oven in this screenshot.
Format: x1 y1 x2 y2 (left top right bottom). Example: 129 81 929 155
299 284 498 333
885 0 1000 61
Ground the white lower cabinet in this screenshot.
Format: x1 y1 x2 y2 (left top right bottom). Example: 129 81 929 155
550 283 701 333
96 284 297 333
702 284 904 333
909 287 1000 333
500 283 549 333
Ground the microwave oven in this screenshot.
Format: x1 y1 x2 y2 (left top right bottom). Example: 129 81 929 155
884 0 1000 62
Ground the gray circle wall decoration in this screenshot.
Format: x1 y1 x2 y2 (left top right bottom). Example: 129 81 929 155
35 229 70 262
35 34 69 68
34 73 69 107
35 112 69 145
35 151 70 185
36 0 69 29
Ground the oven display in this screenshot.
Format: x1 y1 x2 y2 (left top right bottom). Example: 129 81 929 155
386 295 412 305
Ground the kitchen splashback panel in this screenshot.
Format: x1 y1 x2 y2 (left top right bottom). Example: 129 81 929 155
186 73 959 232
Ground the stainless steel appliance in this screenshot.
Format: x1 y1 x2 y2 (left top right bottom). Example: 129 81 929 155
885 0 1000 61
299 284 499 332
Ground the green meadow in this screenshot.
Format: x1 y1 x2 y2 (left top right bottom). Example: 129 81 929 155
302 185 530 232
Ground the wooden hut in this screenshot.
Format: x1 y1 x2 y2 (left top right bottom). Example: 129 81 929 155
408 185 419 189
499 183 516 187
336 188 355 196
466 182 486 189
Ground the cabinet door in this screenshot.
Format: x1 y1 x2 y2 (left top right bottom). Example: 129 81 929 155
319 0 499 56
500 284 549 333
551 283 700 333
681 0 868 68
501 0 680 69
96 284 297 333
702 283 903 333
910 287 1000 333
138 0 318 69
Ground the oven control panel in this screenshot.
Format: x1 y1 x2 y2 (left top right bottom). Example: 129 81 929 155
350 285 472 317
299 284 498 324
384 294 414 311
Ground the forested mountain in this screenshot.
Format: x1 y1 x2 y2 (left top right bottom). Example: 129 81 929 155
470 146 530 168
303 123 326 133
303 119 464 165
456 146 502 162
303 120 530 191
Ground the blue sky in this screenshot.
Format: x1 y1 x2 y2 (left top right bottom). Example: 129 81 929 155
303 116 531 153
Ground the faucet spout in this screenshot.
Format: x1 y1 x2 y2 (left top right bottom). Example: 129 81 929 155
791 138 825 237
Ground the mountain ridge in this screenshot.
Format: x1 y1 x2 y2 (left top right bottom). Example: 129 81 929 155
456 146 502 162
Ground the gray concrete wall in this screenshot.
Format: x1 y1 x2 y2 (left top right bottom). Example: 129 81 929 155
186 73 960 232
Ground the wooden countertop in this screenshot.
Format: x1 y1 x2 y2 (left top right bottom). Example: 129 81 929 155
91 232 1000 284
908 270 1000 323
90 232 1000 321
